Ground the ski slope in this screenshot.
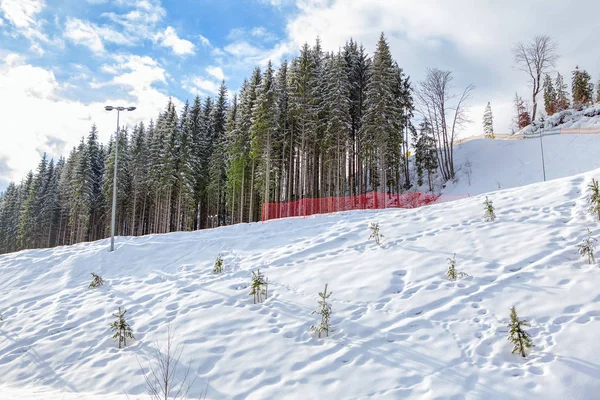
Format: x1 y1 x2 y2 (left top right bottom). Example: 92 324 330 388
442 133 600 197
2 160 600 399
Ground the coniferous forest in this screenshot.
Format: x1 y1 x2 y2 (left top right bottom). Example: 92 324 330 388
0 34 447 255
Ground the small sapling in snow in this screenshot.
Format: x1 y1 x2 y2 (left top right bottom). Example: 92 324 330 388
578 229 597 264
368 222 384 246
311 284 333 338
111 306 134 349
446 253 468 281
89 273 104 289
588 178 600 221
507 306 533 358
213 255 224 274
484 196 496 222
249 269 268 304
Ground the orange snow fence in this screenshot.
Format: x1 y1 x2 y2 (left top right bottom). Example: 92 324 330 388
261 191 442 222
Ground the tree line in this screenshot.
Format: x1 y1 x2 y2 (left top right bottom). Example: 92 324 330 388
1 33 459 255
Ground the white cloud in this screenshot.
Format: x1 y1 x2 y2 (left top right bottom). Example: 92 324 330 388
0 0 44 29
0 0 59 52
206 66 225 81
154 26 195 56
183 76 220 96
64 17 133 55
198 34 211 47
0 52 179 189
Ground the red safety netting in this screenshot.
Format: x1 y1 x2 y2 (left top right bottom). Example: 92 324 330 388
261 191 442 222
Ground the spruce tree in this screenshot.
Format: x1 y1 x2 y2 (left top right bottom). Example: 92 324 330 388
588 178 600 221
111 306 134 349
578 229 597 264
572 66 594 108
311 283 333 338
596 79 600 104
482 102 494 138
507 306 533 358
543 74 557 116
484 196 496 222
555 73 571 112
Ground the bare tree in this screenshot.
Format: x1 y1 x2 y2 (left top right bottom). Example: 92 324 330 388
513 35 559 122
416 68 474 181
136 326 206 400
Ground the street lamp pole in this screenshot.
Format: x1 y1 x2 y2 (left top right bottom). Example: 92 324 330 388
105 105 136 252
538 117 546 182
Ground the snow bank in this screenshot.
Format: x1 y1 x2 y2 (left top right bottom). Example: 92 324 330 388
2 165 600 399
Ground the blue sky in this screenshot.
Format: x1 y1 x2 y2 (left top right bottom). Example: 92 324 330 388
1 0 599 191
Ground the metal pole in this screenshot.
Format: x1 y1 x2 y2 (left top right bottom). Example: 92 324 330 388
539 121 546 182
110 110 120 252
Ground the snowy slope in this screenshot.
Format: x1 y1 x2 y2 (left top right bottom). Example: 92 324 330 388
442 133 600 197
2 166 600 399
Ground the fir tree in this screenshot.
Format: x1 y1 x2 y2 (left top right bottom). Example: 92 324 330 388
572 66 594 108
588 178 600 221
368 222 384 245
311 283 333 338
543 74 557 116
446 253 468 281
213 255 224 274
507 306 533 358
555 73 571 112
89 273 104 289
111 306 134 349
249 269 268 304
596 79 600 104
482 102 494 138
578 229 597 265
484 196 496 222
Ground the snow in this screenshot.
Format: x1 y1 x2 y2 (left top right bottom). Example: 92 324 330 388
3 137 600 399
442 133 600 197
519 104 600 136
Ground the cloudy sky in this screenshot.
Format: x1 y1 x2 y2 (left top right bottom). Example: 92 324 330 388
1 0 599 191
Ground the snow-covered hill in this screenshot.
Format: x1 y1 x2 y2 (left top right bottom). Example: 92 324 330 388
2 164 600 399
441 133 600 198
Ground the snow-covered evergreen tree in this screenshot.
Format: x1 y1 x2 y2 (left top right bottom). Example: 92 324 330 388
543 74 557 116
588 178 600 221
578 229 597 265
482 102 494 138
572 66 594 108
555 72 571 112
484 196 496 222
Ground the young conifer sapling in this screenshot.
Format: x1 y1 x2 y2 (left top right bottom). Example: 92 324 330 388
111 306 135 349
249 269 268 304
578 228 597 264
311 284 333 338
484 196 496 222
508 306 533 358
446 253 468 281
587 178 600 221
89 273 104 289
368 222 384 246
213 255 224 274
